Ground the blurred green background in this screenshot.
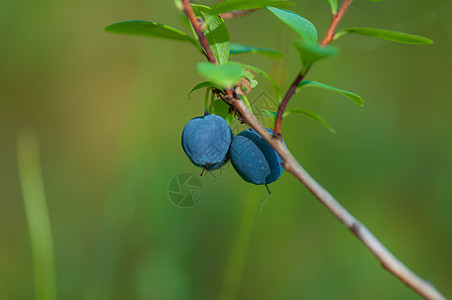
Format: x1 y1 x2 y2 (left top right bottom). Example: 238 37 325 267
1 0 451 299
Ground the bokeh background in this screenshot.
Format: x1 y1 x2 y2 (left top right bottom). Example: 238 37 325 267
1 0 451 299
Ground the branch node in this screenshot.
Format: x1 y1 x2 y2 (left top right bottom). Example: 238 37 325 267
350 221 361 236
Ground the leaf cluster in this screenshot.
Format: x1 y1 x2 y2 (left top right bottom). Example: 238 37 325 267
105 0 432 132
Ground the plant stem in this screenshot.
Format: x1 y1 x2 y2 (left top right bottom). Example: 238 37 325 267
231 100 446 300
274 0 351 136
182 0 218 64
17 132 57 300
321 0 352 46
274 66 309 137
220 188 261 300
183 2 446 299
220 9 257 20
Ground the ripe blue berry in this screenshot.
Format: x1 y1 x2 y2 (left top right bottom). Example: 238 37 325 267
181 115 233 170
230 128 284 185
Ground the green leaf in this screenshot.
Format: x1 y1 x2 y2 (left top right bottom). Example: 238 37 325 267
284 109 335 133
105 21 198 47
188 81 220 100
335 27 433 45
231 62 282 101
210 0 292 16
197 62 243 88
191 5 231 65
242 69 258 89
324 0 338 14
173 0 183 10
214 99 235 125
298 80 364 107
294 41 339 71
205 87 212 115
262 109 335 133
262 109 277 120
230 43 284 59
267 7 317 44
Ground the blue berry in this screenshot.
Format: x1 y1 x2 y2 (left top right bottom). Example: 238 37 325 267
230 128 284 185
181 115 233 170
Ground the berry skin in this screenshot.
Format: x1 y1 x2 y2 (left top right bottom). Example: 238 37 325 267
230 128 284 185
181 115 233 170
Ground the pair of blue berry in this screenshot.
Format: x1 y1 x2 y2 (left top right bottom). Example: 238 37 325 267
181 115 284 185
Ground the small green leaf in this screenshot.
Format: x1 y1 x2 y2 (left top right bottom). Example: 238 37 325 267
231 62 282 101
205 87 212 115
284 109 335 133
262 110 277 121
262 109 335 133
105 21 198 47
192 5 231 64
335 27 433 45
210 0 292 16
214 99 235 125
188 81 219 100
267 7 317 44
298 80 364 107
197 62 243 88
294 41 339 71
230 43 284 59
241 69 258 88
324 0 338 14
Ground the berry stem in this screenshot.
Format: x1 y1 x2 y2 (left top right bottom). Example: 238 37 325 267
200 165 208 176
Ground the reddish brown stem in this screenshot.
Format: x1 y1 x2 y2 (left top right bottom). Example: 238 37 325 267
321 0 352 46
274 67 309 137
182 0 218 64
274 0 352 137
220 9 257 20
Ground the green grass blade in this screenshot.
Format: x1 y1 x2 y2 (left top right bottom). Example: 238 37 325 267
17 132 57 300
220 189 264 300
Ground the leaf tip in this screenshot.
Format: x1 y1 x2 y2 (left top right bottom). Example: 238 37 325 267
422 38 434 45
104 24 113 32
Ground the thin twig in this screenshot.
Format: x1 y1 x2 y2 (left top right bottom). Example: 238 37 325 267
231 101 446 300
220 9 258 20
274 66 309 137
182 2 447 299
321 0 352 46
274 0 351 136
182 0 217 64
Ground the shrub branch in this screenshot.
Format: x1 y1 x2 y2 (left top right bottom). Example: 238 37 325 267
274 0 350 137
182 1 446 299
